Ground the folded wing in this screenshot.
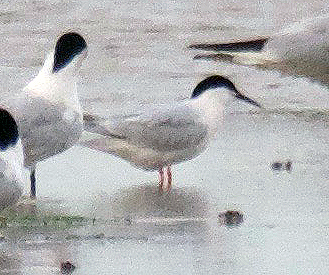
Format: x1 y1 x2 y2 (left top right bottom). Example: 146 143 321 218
83 104 208 152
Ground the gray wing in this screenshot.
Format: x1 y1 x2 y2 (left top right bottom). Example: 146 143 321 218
84 104 208 152
4 94 82 166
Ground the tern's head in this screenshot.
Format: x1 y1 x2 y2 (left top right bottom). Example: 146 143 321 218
52 32 87 73
191 75 260 107
0 109 19 151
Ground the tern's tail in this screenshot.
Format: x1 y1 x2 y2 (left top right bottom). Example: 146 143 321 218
83 113 125 139
80 114 122 154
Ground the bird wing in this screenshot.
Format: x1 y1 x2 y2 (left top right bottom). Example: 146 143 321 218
83 103 208 152
4 94 82 166
189 14 329 86
189 38 268 52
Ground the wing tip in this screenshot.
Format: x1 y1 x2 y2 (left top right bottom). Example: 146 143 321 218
189 38 268 52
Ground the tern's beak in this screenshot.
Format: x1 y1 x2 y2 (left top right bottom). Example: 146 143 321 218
235 91 261 107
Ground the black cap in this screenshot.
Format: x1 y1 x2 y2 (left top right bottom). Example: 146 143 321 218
191 75 237 98
0 109 19 150
53 32 87 73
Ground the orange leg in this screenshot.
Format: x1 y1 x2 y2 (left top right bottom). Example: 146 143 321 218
158 167 164 194
166 165 172 192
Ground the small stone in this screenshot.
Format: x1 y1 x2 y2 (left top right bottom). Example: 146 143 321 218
65 234 80 240
124 216 132 225
271 161 292 172
60 261 76 274
285 161 292 172
271 162 283 170
93 233 105 239
219 210 243 226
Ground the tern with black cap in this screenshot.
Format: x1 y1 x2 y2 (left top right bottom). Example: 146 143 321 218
82 75 260 193
4 32 87 198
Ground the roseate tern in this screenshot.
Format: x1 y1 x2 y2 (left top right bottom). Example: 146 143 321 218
81 75 260 193
4 32 87 198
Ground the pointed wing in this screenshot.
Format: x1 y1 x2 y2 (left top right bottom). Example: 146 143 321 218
84 104 208 152
189 38 268 52
4 94 82 166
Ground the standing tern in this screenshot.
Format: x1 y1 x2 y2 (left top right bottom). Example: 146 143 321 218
4 32 87 198
81 75 260 193
189 14 329 86
0 108 24 210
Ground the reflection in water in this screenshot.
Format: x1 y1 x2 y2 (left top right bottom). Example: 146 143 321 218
82 184 211 241
0 185 217 274
91 183 209 219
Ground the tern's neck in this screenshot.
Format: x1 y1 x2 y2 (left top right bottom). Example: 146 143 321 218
190 89 226 136
23 52 81 113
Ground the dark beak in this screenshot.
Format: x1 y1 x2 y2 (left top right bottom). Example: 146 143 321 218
235 91 261 107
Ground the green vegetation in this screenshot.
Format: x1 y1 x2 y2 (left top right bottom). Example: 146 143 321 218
0 208 88 230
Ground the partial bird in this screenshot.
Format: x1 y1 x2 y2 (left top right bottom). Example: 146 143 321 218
3 32 87 198
0 108 24 211
189 14 329 87
81 75 260 193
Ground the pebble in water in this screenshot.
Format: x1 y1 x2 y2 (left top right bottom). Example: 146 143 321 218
271 161 292 172
60 261 76 274
218 210 244 226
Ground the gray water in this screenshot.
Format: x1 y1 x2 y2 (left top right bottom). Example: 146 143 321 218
1 0 329 274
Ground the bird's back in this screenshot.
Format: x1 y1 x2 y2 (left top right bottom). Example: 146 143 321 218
101 102 209 152
4 93 83 167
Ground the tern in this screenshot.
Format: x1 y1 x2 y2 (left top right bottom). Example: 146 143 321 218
81 75 260 193
4 32 87 198
189 14 329 86
0 108 24 210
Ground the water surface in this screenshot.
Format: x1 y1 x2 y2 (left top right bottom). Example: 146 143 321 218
1 0 329 274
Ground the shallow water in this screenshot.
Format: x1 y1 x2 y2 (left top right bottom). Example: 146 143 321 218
1 0 329 274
